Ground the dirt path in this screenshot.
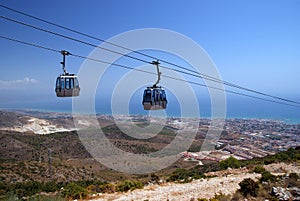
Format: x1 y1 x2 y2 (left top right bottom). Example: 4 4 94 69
91 172 260 201
90 163 300 201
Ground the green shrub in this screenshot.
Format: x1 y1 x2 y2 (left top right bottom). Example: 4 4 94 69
264 157 276 165
62 182 88 200
295 153 300 160
168 168 191 182
0 182 7 196
239 178 259 196
13 181 44 197
87 184 97 193
42 181 60 193
168 168 205 183
149 173 160 183
275 153 290 161
260 171 276 183
27 194 65 201
231 191 244 201
99 183 116 193
287 172 300 188
289 172 299 180
268 196 279 201
116 180 143 192
211 192 231 201
1 192 19 201
219 156 241 170
253 165 266 173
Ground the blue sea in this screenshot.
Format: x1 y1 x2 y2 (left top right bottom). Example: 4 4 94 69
2 97 300 124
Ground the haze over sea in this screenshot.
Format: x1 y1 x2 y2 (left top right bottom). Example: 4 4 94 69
2 96 300 125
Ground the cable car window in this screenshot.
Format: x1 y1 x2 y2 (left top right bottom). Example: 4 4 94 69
61 78 65 89
162 91 166 100
65 78 70 89
74 78 79 88
151 90 155 102
70 78 74 89
56 77 60 88
144 90 152 102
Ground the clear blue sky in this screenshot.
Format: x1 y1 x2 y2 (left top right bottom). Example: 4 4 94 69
0 0 299 119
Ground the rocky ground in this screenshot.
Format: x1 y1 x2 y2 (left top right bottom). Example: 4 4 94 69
92 173 260 201
90 163 300 201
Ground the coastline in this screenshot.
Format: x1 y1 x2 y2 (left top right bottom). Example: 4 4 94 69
1 107 300 125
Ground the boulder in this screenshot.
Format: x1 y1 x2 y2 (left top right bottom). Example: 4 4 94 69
271 186 293 201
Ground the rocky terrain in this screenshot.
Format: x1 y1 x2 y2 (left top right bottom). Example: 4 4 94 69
0 110 75 134
93 173 260 201
0 110 299 200
91 163 300 201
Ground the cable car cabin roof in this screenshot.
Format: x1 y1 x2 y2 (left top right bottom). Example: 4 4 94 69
57 74 77 78
146 86 164 90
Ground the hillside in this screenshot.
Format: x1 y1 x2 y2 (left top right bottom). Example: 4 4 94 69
1 110 300 200
91 163 300 201
0 124 194 183
0 110 74 134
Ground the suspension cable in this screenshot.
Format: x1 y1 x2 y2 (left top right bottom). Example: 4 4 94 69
1 35 299 108
2 14 300 106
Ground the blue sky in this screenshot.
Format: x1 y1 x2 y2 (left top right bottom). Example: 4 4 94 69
0 0 299 119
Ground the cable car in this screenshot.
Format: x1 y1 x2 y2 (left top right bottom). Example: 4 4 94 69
142 60 167 110
142 86 167 110
55 73 80 97
55 50 80 97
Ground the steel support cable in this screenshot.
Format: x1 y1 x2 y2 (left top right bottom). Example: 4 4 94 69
0 4 234 79
0 5 244 81
0 4 162 62
0 16 151 65
1 5 300 105
1 15 300 106
1 35 299 108
160 64 300 105
0 35 60 53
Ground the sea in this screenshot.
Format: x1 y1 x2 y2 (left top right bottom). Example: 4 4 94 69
2 97 300 125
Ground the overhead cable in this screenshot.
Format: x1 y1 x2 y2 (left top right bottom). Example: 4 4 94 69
1 35 299 108
2 15 300 106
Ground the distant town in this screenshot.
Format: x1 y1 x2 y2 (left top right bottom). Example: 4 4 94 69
1 110 299 164
103 114 300 162
1 110 300 200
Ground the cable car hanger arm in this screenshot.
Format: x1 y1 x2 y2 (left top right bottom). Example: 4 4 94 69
60 50 70 75
151 60 161 88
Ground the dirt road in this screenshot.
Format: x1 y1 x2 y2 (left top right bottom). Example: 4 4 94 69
90 163 300 201
92 172 260 201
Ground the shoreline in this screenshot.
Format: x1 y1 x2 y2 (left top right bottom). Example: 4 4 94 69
1 107 300 125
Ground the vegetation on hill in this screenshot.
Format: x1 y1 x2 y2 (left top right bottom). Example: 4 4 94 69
219 156 241 170
0 121 299 201
240 147 300 167
230 169 300 201
0 147 299 200
0 179 146 200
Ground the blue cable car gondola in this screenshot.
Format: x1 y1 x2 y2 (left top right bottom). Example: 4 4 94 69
142 61 167 110
55 50 80 97
142 86 167 110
